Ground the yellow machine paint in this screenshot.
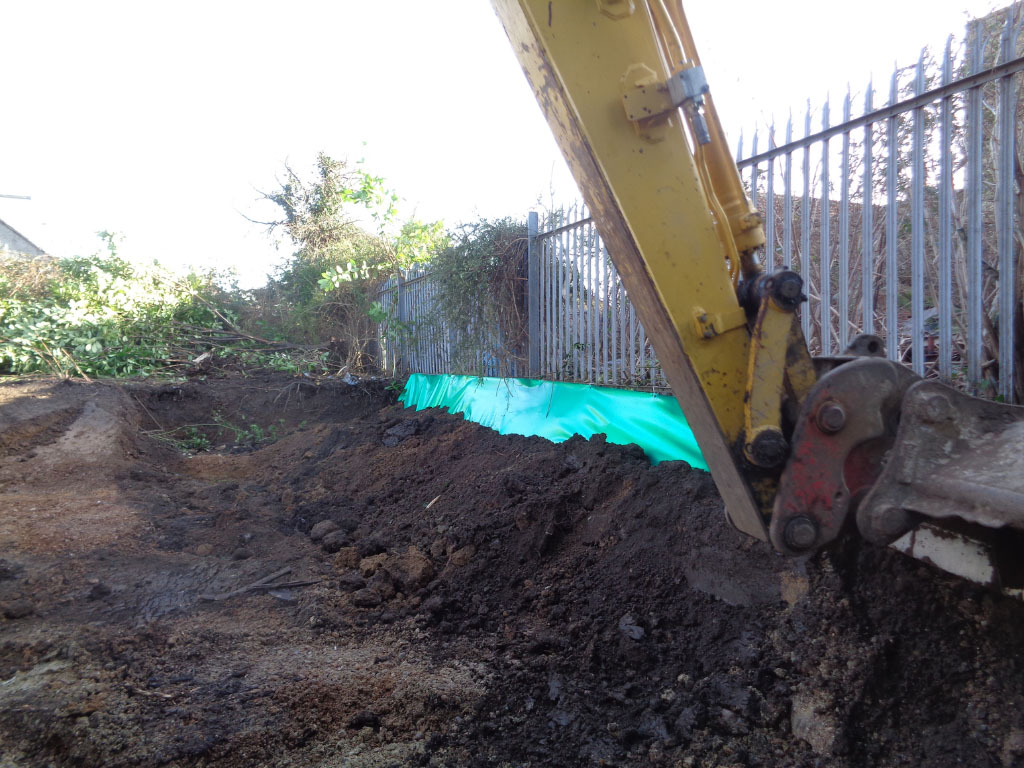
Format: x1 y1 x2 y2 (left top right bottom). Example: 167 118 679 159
491 0 772 539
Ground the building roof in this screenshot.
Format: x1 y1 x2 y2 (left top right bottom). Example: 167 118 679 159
0 216 46 257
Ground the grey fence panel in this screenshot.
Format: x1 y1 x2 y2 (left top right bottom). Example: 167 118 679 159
602 231 611 382
839 91 851 352
885 69 900 363
589 216 598 383
997 18 1019 401
910 53 926 377
558 217 567 379
801 104 812 344
968 20 985 390
939 40 954 382
628 288 636 381
573 211 582 380
527 211 540 376
737 8 1024 401
376 260 525 380
862 83 875 336
526 209 667 389
783 115 794 270
563 211 572 379
818 97 831 355
544 232 553 377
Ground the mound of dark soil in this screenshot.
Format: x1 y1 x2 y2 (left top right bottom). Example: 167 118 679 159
0 372 1021 767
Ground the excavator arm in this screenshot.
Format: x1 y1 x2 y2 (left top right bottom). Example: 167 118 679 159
492 0 1024 595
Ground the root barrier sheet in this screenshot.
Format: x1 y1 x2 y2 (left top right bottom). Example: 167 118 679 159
399 374 707 470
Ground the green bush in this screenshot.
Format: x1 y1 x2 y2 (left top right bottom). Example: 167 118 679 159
254 153 447 370
0 155 458 380
426 217 528 376
0 241 231 377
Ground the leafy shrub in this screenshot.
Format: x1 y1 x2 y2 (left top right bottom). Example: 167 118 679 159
425 217 528 376
0 237 233 377
0 155 451 380
252 153 447 370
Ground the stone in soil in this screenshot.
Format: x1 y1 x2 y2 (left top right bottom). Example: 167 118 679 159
309 520 339 542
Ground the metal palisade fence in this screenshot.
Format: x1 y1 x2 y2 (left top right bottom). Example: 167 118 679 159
737 8 1024 402
376 267 450 377
376 212 666 388
379 8 1022 403
376 266 531 380
527 206 667 388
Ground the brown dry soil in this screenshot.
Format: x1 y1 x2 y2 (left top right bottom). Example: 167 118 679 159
0 373 1023 768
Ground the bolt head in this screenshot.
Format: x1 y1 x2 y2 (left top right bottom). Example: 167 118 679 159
770 270 804 309
873 505 912 540
777 275 802 299
748 429 788 468
783 516 819 551
816 400 846 433
920 393 952 423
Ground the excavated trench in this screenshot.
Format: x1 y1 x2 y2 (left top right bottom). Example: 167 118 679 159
0 372 1022 767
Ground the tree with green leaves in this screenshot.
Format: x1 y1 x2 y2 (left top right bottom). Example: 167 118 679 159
254 153 446 370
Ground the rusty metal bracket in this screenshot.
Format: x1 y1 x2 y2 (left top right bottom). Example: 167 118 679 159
769 358 919 556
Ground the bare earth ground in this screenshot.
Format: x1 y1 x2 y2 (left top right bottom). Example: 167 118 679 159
0 372 1023 768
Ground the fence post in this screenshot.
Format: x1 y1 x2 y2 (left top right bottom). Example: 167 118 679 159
395 271 407 376
527 211 541 377
967 21 984 394
997 13 1018 402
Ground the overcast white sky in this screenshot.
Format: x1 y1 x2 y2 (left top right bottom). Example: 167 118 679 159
0 0 1001 286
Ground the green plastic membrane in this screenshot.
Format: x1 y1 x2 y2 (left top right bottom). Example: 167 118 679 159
398 373 707 470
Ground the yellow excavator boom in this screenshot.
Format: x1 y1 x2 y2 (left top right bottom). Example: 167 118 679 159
493 0 1024 596
492 0 771 538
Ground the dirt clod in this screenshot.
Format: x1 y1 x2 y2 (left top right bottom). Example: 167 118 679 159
391 546 433 590
1 598 33 619
332 547 361 571
359 553 389 578
87 582 112 600
449 544 475 567
791 688 840 755
320 530 349 553
337 572 365 592
351 588 382 608
347 709 380 731
309 519 339 542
